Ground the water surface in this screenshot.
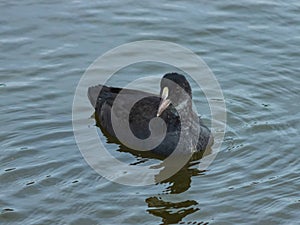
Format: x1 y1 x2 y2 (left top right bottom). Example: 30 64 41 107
1 1 300 224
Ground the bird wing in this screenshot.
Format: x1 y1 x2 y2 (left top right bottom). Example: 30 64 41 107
88 85 159 139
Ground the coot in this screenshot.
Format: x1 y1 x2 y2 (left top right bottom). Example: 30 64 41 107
88 73 213 156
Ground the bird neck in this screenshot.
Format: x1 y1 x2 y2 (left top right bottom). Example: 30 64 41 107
176 100 200 153
176 99 195 125
176 99 192 112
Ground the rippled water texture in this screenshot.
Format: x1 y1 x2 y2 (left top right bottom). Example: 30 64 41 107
1 1 300 224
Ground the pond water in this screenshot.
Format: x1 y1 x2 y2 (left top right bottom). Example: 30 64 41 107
1 1 300 224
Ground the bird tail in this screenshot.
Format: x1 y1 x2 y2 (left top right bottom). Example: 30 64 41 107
88 85 103 108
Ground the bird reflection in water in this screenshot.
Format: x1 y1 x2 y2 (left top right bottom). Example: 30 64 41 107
146 196 199 225
118 144 211 225
147 160 208 225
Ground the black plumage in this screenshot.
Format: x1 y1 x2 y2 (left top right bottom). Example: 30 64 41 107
88 73 213 157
